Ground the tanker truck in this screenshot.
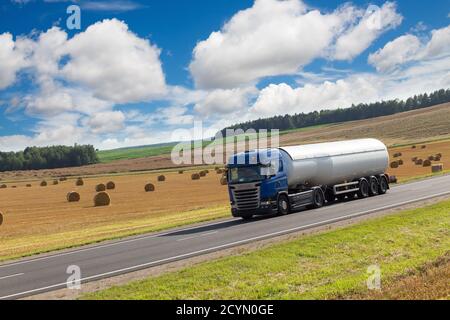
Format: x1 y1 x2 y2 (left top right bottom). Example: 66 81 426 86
226 139 390 219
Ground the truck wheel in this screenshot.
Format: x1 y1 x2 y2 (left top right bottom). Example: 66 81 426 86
309 189 325 209
369 177 379 196
378 176 388 194
277 195 290 216
358 179 370 198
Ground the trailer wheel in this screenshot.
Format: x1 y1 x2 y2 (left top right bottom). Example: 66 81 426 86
358 179 370 198
277 195 290 216
378 176 388 194
309 189 325 209
369 177 379 196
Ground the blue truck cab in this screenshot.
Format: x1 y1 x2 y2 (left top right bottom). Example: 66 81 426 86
226 149 290 219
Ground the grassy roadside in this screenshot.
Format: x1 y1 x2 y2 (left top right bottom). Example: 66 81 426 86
83 199 450 300
0 205 229 263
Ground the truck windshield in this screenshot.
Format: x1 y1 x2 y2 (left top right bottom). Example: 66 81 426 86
228 166 262 184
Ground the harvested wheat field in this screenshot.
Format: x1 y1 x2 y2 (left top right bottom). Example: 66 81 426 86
386 140 450 180
0 170 229 261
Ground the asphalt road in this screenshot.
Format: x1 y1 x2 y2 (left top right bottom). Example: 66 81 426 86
1 174 450 299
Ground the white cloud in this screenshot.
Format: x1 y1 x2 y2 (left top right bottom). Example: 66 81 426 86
62 19 167 103
189 0 402 89
368 34 422 72
0 33 29 89
85 111 126 134
332 2 402 60
369 25 450 72
251 75 381 117
194 87 257 116
250 52 450 119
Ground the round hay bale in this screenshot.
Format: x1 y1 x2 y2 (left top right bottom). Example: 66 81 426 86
220 176 227 185
398 159 404 165
421 145 426 149
26 184 32 187
178 170 184 174
67 191 80 202
0 184 6 189
423 160 432 167
76 178 84 186
12 186 17 188
191 173 201 180
432 164 443 173
393 152 402 158
40 180 47 187
216 169 224 174
0 212 3 226
106 181 115 190
204 170 209 174
436 153 442 158
53 180 59 185
435 156 442 161
96 183 106 192
411 145 416 149
157 175 166 182
415 159 423 165
411 156 418 162
145 183 155 192
199 171 207 177
390 161 399 169
389 176 398 184
94 192 111 207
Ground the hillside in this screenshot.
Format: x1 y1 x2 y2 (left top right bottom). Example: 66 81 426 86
1 102 449 181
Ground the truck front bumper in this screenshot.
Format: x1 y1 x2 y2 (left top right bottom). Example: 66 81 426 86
231 201 277 217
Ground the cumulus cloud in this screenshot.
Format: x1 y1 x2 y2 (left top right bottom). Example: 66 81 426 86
85 111 126 134
194 87 257 116
0 33 29 89
250 53 450 119
62 19 167 103
331 2 402 60
369 25 450 72
251 75 380 116
189 0 402 89
0 19 166 106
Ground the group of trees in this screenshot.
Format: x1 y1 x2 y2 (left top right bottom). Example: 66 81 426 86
223 89 450 133
0 145 99 172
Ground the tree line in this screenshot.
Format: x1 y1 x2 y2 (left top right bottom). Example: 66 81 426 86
0 145 99 172
223 88 450 134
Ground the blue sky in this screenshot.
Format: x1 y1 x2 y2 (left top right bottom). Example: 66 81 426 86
0 0 449 151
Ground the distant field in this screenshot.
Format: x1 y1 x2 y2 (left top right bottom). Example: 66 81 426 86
83 199 450 300
100 102 450 162
98 143 178 163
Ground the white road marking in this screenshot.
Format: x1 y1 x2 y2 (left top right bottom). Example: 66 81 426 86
0 273 24 281
1 189 450 300
0 217 238 269
176 231 218 242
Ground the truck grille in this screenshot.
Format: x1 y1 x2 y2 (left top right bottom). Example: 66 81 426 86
232 186 260 210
